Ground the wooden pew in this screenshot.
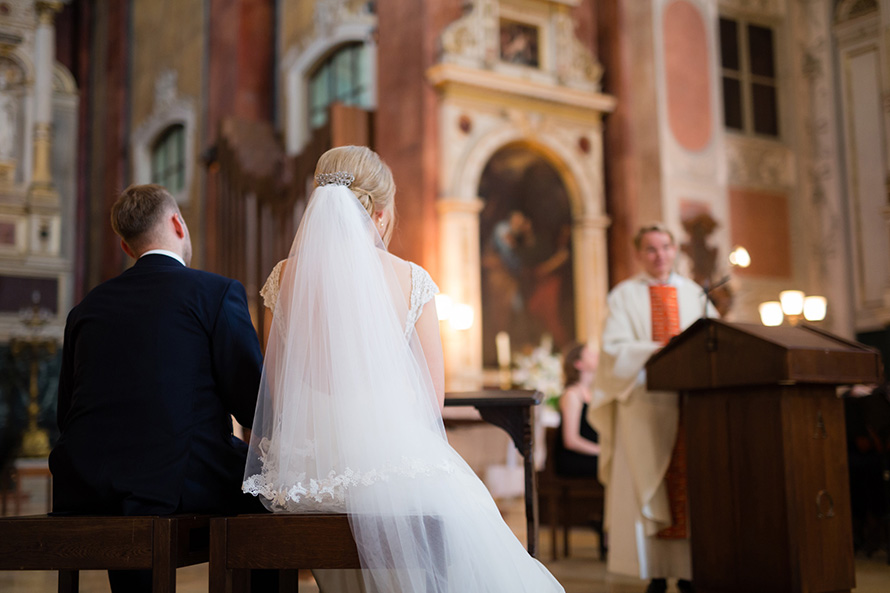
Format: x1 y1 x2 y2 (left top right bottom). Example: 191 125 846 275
0 514 210 593
210 513 445 593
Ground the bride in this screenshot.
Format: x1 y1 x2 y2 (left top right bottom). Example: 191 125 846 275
242 145 564 592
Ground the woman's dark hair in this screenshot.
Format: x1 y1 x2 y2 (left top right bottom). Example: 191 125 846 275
562 342 586 388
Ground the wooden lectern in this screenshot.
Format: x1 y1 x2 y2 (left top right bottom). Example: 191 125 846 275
646 319 883 593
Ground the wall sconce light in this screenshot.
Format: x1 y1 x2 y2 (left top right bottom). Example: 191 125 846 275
803 295 827 322
759 291 827 326
728 245 751 269
435 294 453 321
758 301 784 327
779 290 805 318
449 303 475 331
435 293 474 330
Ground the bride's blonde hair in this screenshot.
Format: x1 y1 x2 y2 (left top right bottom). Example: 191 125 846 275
315 145 396 245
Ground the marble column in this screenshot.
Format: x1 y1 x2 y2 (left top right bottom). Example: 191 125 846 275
572 214 611 346
28 1 62 204
437 197 484 391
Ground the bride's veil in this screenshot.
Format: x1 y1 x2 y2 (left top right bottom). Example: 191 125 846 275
243 181 452 589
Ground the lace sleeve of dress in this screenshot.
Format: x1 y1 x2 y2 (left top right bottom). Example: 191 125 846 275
406 262 440 335
260 260 285 313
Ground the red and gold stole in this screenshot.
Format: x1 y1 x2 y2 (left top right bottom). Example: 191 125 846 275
649 284 688 539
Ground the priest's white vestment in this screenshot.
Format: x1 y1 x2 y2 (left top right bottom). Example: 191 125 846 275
587 272 715 579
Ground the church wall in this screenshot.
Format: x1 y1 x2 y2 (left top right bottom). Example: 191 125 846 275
653 0 731 301
204 0 275 273
278 0 315 63
596 0 861 336
712 1 807 328
834 0 890 335
130 0 205 265
597 0 664 286
375 0 464 276
130 1 203 135
782 0 854 336
51 0 881 345
277 0 314 134
84 1 129 289
728 187 792 279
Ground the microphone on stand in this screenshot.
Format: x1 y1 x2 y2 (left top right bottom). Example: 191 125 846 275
702 276 729 353
701 246 751 319
702 275 730 319
701 246 750 352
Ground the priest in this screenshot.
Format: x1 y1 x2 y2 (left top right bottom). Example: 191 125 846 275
587 223 716 593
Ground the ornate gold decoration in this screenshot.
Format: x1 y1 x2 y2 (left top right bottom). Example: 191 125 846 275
439 0 602 90
835 0 879 23
10 298 58 458
34 1 62 25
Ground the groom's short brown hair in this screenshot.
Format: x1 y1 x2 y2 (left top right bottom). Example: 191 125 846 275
111 184 179 250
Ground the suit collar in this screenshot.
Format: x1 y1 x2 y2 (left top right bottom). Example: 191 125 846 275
134 253 187 268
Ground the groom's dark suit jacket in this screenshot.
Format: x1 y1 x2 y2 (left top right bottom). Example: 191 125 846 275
49 254 263 516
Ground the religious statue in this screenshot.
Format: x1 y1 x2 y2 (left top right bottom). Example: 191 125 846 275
680 212 733 317
0 58 23 165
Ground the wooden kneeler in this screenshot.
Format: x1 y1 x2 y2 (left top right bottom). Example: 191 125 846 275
210 514 361 593
0 514 211 593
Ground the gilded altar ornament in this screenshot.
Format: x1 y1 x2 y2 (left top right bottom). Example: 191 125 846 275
11 298 57 458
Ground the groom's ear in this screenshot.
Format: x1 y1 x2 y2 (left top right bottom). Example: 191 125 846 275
120 238 136 259
171 212 186 239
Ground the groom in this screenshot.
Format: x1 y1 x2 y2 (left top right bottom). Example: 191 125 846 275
49 184 266 592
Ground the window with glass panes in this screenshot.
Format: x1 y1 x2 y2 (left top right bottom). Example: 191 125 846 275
308 43 371 129
719 17 779 137
151 124 186 192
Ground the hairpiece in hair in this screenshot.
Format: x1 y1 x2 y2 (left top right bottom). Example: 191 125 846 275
315 171 355 187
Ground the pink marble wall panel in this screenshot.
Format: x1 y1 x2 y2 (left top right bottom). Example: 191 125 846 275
729 187 792 278
663 1 712 151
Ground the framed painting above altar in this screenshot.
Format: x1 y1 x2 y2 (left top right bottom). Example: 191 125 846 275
478 144 575 367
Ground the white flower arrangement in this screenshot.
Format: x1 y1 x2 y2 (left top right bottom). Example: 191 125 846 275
511 341 563 411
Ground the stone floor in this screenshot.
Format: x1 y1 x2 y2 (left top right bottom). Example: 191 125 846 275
2 470 889 592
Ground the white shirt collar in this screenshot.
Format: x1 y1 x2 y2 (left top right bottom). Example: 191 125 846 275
639 271 677 286
140 249 186 266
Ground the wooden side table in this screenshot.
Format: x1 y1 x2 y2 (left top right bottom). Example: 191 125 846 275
444 389 542 557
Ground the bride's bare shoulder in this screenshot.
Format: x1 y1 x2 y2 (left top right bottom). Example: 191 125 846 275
379 250 409 270
379 251 412 291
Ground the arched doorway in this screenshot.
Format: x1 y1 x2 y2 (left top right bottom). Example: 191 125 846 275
478 144 575 366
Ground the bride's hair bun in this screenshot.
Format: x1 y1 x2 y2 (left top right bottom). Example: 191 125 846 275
315 146 396 243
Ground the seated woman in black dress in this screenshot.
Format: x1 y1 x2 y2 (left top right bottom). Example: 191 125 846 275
555 342 600 478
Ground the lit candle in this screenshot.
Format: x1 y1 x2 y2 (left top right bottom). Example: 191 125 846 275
496 331 511 369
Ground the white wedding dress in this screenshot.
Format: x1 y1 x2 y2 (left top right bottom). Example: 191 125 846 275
242 183 563 592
